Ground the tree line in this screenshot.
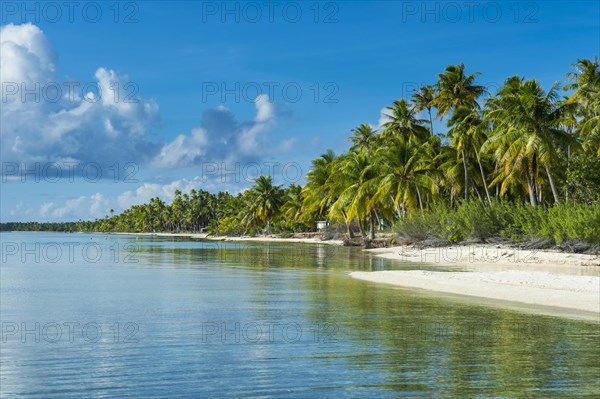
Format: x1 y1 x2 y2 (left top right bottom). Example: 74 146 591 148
3 58 599 245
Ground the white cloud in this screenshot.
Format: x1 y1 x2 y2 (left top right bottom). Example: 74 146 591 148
38 193 111 220
152 128 209 168
1 23 292 174
117 178 208 209
377 106 391 128
1 23 159 167
152 93 286 167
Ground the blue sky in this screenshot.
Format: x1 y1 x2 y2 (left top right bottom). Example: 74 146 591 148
1 1 598 221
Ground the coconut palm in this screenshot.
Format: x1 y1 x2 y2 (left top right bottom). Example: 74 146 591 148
566 57 600 155
280 184 304 223
301 150 338 222
328 151 380 239
381 99 429 143
484 77 572 205
350 123 379 155
447 106 492 204
248 175 283 233
434 64 486 119
412 85 436 135
374 137 439 216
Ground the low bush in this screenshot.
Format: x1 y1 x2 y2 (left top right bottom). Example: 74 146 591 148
394 200 600 247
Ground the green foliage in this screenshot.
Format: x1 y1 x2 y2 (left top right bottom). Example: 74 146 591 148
566 155 600 203
394 200 600 245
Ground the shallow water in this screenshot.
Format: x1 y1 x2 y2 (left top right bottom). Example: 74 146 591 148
1 232 599 398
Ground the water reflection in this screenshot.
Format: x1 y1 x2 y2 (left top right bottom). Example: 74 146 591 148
1 233 598 398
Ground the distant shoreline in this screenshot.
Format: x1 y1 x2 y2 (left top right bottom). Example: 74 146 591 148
109 231 345 246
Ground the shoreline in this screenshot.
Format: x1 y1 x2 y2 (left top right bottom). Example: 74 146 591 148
109 231 344 246
352 244 599 320
38 231 600 320
350 269 600 321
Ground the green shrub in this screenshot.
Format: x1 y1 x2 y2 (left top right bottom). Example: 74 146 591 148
394 200 600 246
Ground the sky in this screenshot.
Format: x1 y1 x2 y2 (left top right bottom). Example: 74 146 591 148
1 0 599 222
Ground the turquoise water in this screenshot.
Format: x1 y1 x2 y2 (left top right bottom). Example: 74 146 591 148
1 232 599 398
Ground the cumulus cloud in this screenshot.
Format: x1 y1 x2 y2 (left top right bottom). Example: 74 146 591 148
152 94 286 168
116 178 203 209
1 23 291 175
39 193 111 220
1 23 297 222
1 23 160 167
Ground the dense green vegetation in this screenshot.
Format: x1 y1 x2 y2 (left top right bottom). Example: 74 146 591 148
3 59 599 248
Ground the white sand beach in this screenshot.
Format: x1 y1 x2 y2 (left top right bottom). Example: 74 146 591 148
352 244 600 320
367 244 600 268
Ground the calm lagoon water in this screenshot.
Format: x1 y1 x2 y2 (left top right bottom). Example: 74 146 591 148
1 232 599 398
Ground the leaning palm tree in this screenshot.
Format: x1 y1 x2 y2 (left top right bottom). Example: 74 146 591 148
301 150 338 223
434 63 486 119
248 175 283 234
373 137 439 216
484 77 572 205
412 85 436 135
280 184 304 224
328 151 380 239
381 99 429 143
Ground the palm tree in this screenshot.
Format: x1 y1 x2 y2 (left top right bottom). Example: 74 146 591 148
280 184 304 224
350 123 379 154
328 151 379 239
301 150 337 222
566 57 600 111
434 63 486 119
249 175 283 234
447 106 492 203
412 85 436 135
381 99 429 143
566 57 600 156
484 77 571 205
374 137 438 216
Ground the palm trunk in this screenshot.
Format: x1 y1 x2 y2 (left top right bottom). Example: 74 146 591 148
369 211 375 240
415 184 424 211
374 209 383 231
545 165 560 204
341 210 355 238
472 179 484 205
390 195 402 219
357 218 365 237
462 150 469 201
428 108 434 136
473 144 492 206
525 171 537 206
